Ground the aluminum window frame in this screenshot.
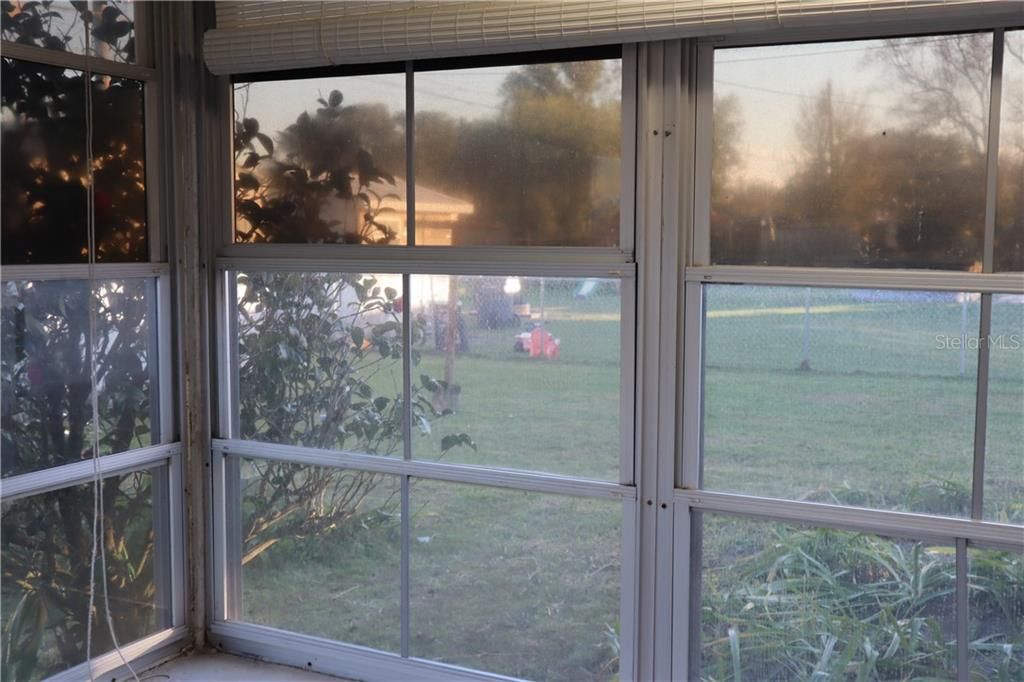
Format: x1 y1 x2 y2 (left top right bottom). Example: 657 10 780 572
0 446 185 681
0 5 189 678
201 15 1024 682
208 45 643 682
674 24 1024 682
209 251 641 682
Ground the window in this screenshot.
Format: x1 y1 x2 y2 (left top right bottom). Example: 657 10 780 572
1 469 172 679
233 271 405 451
702 284 980 515
985 294 1024 524
233 73 406 245
2 59 147 263
407 274 622 479
5 5 1020 681
699 514 958 679
1 1 137 63
214 48 636 681
2 278 158 476
414 59 622 246
710 35 992 270
0 5 182 680
680 28 1023 681
996 30 1024 272
409 481 621 680
237 460 403 652
967 546 1024 678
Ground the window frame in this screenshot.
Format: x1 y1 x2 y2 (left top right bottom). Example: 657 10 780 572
198 13 1024 682
0 4 189 679
674 24 1024 682
207 45 642 682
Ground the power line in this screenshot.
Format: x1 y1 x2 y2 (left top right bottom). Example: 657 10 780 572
715 78 893 112
715 34 978 64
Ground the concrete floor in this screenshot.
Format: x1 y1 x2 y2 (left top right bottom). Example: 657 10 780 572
144 652 348 681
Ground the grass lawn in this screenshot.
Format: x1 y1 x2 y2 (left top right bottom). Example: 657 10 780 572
411 279 622 480
703 287 1023 521
240 281 1023 680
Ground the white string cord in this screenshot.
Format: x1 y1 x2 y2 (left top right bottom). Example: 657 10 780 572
83 10 141 680
84 23 99 674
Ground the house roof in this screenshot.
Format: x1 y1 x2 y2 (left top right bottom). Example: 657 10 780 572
373 177 475 216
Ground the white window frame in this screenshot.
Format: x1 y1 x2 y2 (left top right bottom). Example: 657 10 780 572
671 22 1024 682
0 5 190 680
197 12 1024 682
206 46 644 682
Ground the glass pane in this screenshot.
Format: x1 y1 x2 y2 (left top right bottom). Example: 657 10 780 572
2 1 136 63
702 285 978 515
1 469 168 681
984 294 1024 523
411 479 621 680
409 275 621 480
91 72 148 261
2 279 157 478
234 272 405 453
2 58 148 264
711 34 991 269
415 57 621 246
700 513 957 680
233 74 406 244
996 31 1024 272
237 458 401 653
968 547 1024 679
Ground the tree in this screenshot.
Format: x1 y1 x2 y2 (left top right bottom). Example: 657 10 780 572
875 33 993 154
1 32 145 262
231 89 473 564
234 85 402 245
234 271 472 564
713 59 989 269
2 3 157 679
711 93 742 207
873 33 1010 268
414 60 622 246
2 279 156 680
0 6 468 679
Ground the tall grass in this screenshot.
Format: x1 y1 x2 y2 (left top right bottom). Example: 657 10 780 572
701 519 1023 681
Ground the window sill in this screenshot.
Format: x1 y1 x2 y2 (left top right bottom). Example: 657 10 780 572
146 652 349 681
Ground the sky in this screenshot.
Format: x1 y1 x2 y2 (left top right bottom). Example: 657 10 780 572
713 33 993 186
239 67 518 141
236 33 1013 191
237 61 621 160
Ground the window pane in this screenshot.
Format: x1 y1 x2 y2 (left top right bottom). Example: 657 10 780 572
237 458 401 653
711 34 991 269
996 31 1024 272
2 1 136 63
234 272 404 453
411 480 621 680
2 279 157 478
415 57 621 246
233 74 406 244
702 285 978 515
91 72 148 261
968 547 1024 678
984 295 1024 523
409 275 621 480
1 469 168 680
700 513 957 680
2 59 148 264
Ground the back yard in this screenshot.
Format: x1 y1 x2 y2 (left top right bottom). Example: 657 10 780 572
241 281 1023 681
